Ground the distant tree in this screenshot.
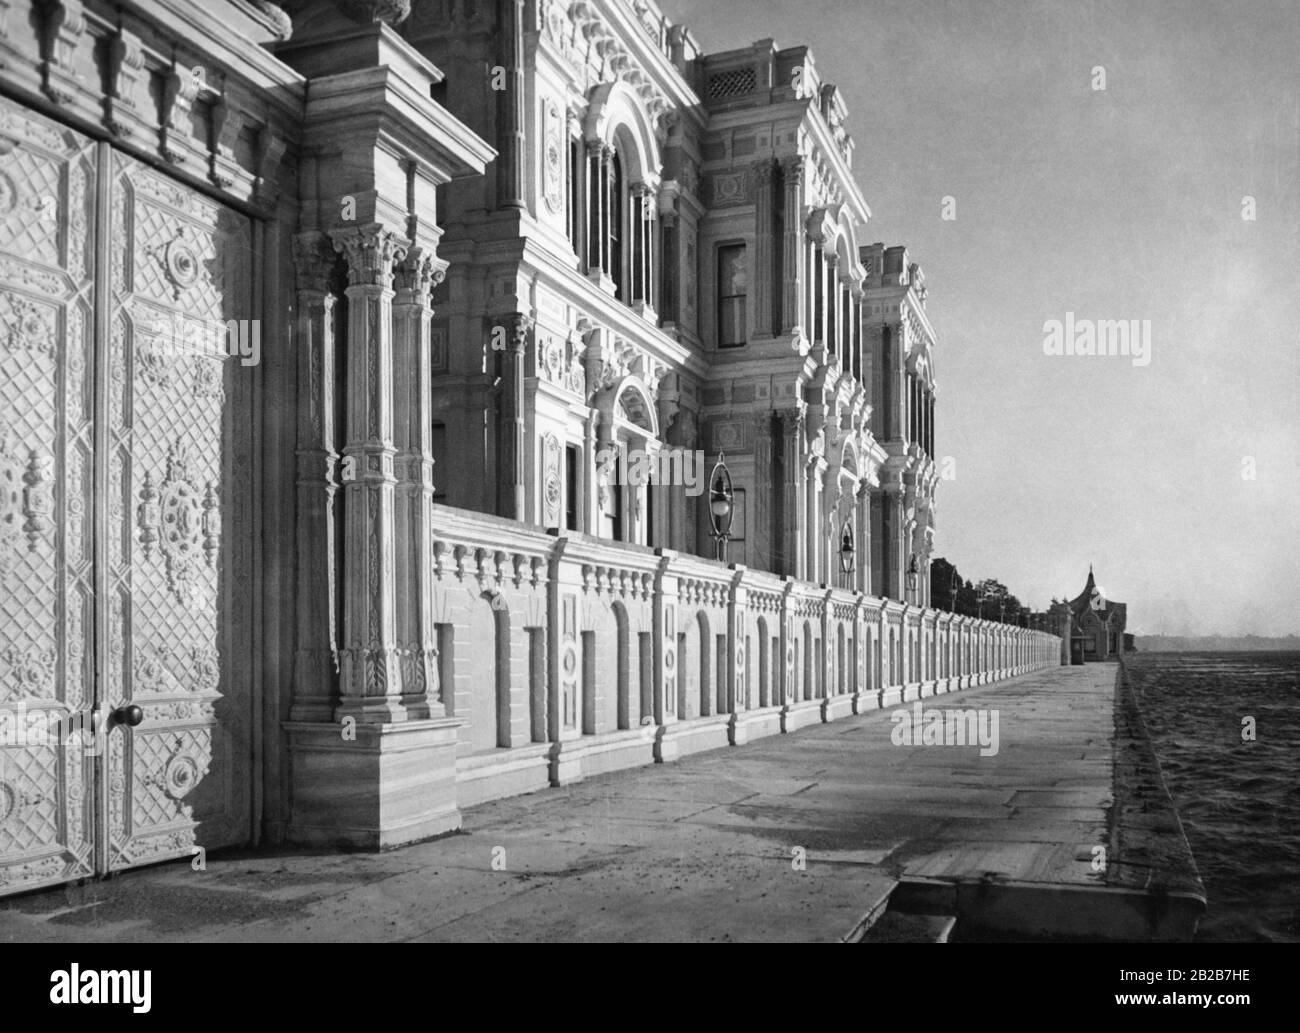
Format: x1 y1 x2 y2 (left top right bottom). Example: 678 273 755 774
931 561 1038 622
930 557 963 611
955 578 979 618
974 578 1005 619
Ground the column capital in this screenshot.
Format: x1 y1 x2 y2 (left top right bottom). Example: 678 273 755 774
293 231 337 293
393 248 442 297
330 225 407 288
503 312 533 355
778 406 805 437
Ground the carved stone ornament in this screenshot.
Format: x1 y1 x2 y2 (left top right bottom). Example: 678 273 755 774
0 421 52 579
543 99 564 214
137 442 212 610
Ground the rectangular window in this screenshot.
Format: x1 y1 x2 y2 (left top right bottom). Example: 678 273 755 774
717 243 747 348
565 444 579 531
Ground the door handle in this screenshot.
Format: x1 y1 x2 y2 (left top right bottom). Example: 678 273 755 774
113 704 144 728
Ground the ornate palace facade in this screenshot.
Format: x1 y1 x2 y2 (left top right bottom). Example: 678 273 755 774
0 0 1058 896
415 2 941 603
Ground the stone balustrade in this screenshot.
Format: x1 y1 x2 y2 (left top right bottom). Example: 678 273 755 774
430 503 1061 808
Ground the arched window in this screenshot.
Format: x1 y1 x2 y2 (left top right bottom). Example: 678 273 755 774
583 140 657 315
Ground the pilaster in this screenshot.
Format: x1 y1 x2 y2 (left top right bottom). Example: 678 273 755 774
290 231 341 723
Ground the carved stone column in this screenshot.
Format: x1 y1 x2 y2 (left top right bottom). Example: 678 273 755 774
825 256 839 357
779 155 804 336
855 480 871 596
331 224 407 722
584 411 601 535
629 183 644 301
600 143 615 275
883 483 905 602
892 319 909 440
586 140 602 271
810 244 824 346
641 189 655 316
660 205 679 324
496 312 530 519
495 0 526 210
805 453 825 585
291 232 341 723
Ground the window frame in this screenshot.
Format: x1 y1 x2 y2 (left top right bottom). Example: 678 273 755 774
716 241 748 349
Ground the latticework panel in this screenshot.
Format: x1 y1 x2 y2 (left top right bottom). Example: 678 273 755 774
0 97 96 892
105 152 253 870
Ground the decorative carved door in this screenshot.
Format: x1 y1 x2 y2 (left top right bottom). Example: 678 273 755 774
0 97 254 895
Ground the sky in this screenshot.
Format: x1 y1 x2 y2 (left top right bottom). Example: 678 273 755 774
658 0 1300 635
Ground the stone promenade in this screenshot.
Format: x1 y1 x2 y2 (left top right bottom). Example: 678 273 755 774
0 664 1202 942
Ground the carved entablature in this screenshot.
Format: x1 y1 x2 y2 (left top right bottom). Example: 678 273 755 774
582 327 663 402
1 0 294 211
818 82 853 164
104 23 149 140
541 1 674 135
805 151 843 212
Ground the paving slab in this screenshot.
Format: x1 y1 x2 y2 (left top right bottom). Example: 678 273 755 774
0 664 1203 942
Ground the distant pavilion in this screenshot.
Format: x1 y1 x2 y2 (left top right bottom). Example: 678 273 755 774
1057 568 1128 664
